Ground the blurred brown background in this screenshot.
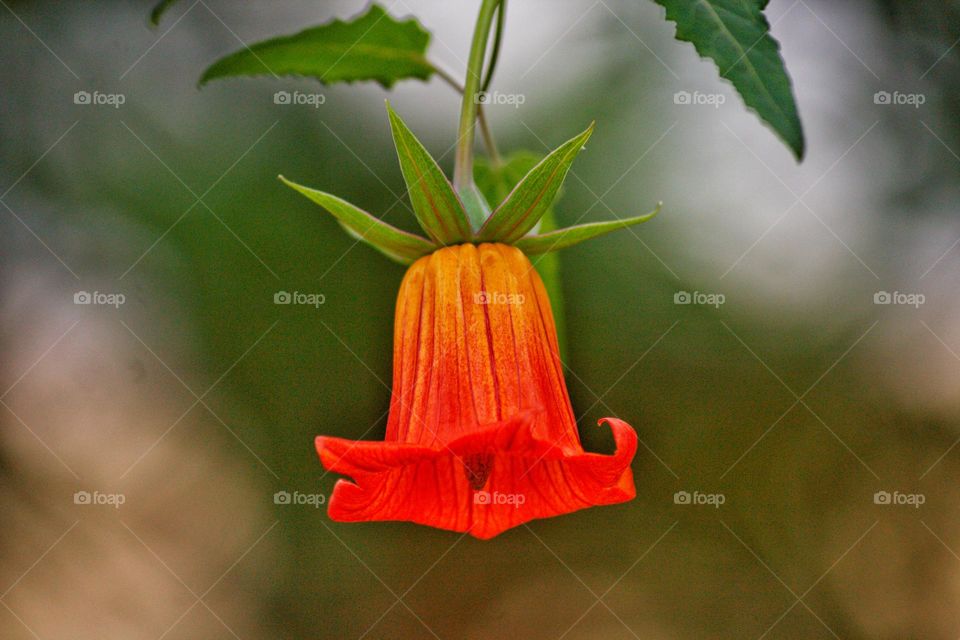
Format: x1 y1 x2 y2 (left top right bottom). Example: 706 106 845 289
2 0 960 638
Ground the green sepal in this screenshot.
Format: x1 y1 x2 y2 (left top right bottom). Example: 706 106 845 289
457 183 493 231
386 103 473 244
279 175 436 265
477 123 594 243
514 203 662 255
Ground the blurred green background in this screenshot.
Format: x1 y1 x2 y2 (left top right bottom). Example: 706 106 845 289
3 1 960 638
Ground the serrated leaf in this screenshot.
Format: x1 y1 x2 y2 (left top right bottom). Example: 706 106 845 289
200 4 434 89
478 124 594 243
279 175 435 265
386 103 472 244
514 204 662 255
653 0 805 160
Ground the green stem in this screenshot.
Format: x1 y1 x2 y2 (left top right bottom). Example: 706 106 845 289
453 0 502 192
481 0 506 93
431 62 500 164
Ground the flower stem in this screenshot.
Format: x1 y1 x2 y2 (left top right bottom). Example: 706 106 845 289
432 62 500 164
453 0 503 192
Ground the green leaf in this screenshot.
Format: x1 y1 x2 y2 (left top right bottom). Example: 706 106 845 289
514 203 662 255
149 0 180 26
386 103 473 244
200 4 434 89
653 0 805 160
478 124 594 243
279 175 436 265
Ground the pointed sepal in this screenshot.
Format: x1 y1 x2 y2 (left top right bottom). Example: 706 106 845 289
386 103 473 244
478 123 594 243
280 175 436 264
513 203 662 255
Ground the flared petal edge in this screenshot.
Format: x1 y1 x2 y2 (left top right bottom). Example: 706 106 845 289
315 413 637 540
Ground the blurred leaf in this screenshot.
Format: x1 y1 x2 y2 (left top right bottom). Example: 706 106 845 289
200 4 434 88
386 103 472 244
514 203 662 254
149 0 179 26
279 175 436 264
478 124 594 243
652 0 805 160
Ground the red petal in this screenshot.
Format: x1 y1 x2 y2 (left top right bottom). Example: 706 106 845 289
316 413 636 540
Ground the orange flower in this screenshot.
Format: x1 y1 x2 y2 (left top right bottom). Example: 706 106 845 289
316 243 637 539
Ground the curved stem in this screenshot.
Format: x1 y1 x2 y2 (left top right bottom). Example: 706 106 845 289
481 0 506 93
431 62 501 165
453 0 502 191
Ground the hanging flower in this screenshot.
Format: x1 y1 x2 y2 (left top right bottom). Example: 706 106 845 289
316 243 637 538
281 104 659 538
